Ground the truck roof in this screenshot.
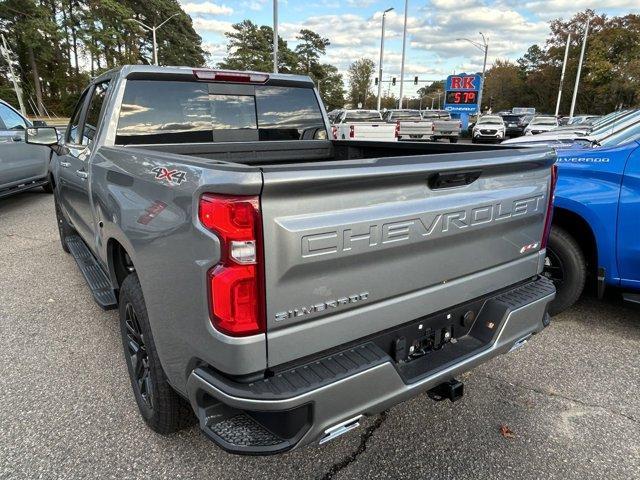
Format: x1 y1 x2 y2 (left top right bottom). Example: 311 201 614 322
94 65 315 87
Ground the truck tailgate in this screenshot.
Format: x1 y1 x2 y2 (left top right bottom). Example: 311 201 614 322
398 121 431 137
260 149 554 367
349 123 396 141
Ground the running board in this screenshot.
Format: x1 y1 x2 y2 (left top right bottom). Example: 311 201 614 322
622 293 640 306
65 235 117 310
0 179 49 199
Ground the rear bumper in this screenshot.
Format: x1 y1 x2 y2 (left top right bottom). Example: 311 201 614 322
186 276 555 454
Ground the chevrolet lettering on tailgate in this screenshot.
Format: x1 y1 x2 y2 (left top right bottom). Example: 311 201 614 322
301 194 545 258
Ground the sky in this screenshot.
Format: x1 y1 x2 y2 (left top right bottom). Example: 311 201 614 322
180 0 639 99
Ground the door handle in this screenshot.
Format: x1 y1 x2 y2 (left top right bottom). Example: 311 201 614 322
12 135 22 142
59 161 71 168
76 170 88 179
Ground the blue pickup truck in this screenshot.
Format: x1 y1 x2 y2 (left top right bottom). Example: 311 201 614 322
546 127 640 314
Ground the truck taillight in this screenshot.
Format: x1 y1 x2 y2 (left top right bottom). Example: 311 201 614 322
199 194 264 336
349 125 355 138
431 123 435 133
395 121 400 138
331 125 337 139
541 165 558 249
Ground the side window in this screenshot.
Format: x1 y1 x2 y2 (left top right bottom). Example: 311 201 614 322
0 104 26 130
256 86 326 141
83 81 110 143
66 90 90 145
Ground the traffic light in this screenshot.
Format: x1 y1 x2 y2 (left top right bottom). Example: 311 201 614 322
374 77 379 85
392 77 396 86
414 76 418 85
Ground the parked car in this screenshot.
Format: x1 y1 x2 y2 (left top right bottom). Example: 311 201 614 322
500 114 528 137
332 109 396 141
545 135 640 314
387 110 431 141
28 65 556 455
502 110 640 147
382 109 422 123
566 115 600 126
524 116 559 135
550 109 636 136
0 99 54 198
472 115 506 143
422 110 461 143
391 110 461 143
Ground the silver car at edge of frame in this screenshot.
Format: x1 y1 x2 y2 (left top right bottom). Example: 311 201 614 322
0 99 55 199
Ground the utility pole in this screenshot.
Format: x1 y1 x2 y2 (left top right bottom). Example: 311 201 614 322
570 19 590 120
377 7 394 111
398 0 409 109
555 34 571 117
273 0 278 73
129 13 178 65
0 34 26 116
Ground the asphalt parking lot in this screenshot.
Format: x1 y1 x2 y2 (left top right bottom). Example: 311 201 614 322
1 190 638 480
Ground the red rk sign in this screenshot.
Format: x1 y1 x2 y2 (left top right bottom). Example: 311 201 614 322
449 76 476 90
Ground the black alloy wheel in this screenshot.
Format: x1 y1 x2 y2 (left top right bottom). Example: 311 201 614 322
124 302 153 410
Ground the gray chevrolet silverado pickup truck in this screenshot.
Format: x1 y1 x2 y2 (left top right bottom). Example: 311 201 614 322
27 65 556 455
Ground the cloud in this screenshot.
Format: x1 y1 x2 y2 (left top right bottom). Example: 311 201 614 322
192 17 233 34
180 1 233 15
346 0 377 6
241 0 269 11
523 0 639 18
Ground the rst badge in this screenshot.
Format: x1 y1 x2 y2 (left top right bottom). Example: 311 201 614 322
151 166 187 185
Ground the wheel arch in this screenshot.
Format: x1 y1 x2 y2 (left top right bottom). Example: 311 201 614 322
552 207 598 278
107 238 135 293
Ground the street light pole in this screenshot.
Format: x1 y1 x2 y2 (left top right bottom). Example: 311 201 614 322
377 7 394 111
457 33 489 115
570 19 590 120
398 0 409 109
273 0 279 73
478 32 488 115
129 14 178 66
555 33 571 116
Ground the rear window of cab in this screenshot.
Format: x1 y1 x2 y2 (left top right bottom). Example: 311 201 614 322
116 80 327 144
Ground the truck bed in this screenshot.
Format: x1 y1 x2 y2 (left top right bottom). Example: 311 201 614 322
119 139 522 166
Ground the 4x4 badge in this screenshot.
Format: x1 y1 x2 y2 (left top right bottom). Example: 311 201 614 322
151 167 187 185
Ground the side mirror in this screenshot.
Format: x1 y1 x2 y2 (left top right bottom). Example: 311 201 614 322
32 120 48 127
25 127 59 146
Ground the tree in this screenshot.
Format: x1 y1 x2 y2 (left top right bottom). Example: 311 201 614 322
0 0 207 117
295 29 329 75
218 20 297 72
483 60 526 112
317 64 345 111
347 58 375 108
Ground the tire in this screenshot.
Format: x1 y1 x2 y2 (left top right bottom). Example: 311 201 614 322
54 193 73 253
544 226 587 316
119 273 194 434
471 138 478 144
449 138 458 143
